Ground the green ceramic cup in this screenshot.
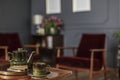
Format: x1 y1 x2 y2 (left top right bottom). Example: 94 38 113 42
32 62 50 77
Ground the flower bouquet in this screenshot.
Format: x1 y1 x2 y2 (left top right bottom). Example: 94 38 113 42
41 16 64 35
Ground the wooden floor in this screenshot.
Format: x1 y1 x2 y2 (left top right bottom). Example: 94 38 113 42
61 68 119 80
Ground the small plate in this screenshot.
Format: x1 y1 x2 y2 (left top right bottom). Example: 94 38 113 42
31 71 50 78
31 71 58 79
47 71 58 79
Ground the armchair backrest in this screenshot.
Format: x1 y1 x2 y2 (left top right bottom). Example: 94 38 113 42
0 33 22 58
76 33 105 60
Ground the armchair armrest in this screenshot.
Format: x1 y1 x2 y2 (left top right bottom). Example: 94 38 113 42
90 49 106 59
90 49 105 52
89 48 106 71
56 46 78 57
23 44 40 54
0 46 8 61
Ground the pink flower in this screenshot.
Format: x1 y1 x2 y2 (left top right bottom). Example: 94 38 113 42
42 16 64 31
50 16 57 20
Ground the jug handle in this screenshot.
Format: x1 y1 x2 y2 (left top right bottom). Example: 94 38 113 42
27 51 35 63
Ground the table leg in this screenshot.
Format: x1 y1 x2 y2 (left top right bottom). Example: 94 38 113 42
119 67 120 79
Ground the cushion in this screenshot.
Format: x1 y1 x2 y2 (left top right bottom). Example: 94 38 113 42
57 56 102 71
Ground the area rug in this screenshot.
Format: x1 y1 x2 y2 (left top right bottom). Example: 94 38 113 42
61 68 119 80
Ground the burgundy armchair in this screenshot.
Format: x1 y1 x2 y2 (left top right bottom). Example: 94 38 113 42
0 32 39 61
56 33 107 80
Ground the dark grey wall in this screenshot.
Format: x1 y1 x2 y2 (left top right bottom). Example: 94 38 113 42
0 0 31 44
31 0 120 68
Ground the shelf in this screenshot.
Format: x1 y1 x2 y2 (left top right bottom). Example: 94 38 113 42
31 35 63 66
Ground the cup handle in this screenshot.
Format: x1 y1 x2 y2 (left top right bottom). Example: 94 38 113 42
46 65 51 72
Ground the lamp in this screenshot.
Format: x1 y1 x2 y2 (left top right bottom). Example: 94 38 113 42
32 14 44 34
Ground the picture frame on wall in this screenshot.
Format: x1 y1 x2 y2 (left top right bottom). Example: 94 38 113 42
72 0 91 12
46 0 61 14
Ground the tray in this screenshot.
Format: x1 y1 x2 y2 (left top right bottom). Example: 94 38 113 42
0 70 27 76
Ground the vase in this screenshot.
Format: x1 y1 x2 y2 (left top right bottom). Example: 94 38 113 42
45 26 58 35
39 27 45 35
50 27 57 35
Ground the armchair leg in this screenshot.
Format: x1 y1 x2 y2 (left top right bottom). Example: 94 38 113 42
104 68 107 80
102 52 107 80
89 70 93 80
74 70 78 80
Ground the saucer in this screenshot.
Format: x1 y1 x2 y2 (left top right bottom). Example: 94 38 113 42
46 71 58 79
31 71 50 78
31 71 58 79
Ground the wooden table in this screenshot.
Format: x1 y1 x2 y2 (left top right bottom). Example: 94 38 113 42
0 68 72 80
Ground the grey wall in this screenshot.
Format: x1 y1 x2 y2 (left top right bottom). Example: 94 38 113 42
31 0 120 68
0 0 31 44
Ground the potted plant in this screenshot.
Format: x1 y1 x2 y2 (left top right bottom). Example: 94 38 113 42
114 30 120 41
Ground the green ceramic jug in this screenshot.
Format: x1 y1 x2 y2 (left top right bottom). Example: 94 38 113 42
8 48 35 66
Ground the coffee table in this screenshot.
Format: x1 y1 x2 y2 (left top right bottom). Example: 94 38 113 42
0 68 72 80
